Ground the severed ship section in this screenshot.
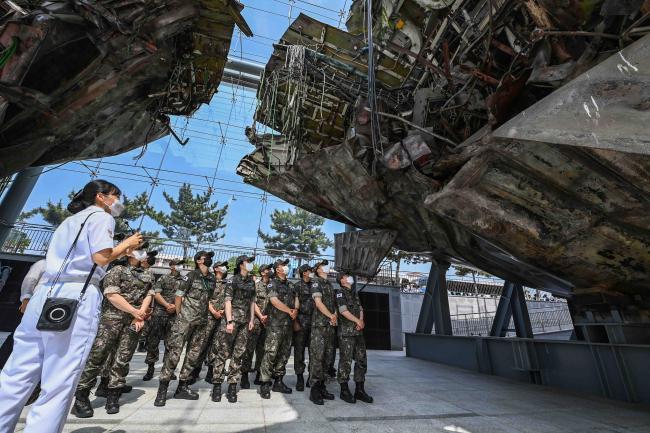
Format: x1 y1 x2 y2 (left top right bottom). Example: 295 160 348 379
0 0 251 177
238 1 650 343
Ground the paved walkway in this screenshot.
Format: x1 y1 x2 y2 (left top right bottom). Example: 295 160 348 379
15 349 650 433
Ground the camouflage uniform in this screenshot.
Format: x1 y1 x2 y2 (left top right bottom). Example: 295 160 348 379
260 277 296 382
159 269 215 383
191 278 226 369
336 285 367 383
77 265 155 391
241 278 270 374
293 278 314 375
309 277 337 386
211 273 255 384
145 271 183 365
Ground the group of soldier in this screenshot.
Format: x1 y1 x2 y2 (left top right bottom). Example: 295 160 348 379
71 248 373 418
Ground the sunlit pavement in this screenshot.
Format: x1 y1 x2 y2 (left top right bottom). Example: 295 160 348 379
15 349 650 433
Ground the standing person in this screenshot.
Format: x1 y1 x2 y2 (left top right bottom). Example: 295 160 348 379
336 272 373 404
308 260 337 405
258 259 298 399
154 251 215 406
293 264 314 391
188 260 228 385
0 180 143 433
241 263 271 387
72 248 156 417
143 260 183 381
210 255 255 403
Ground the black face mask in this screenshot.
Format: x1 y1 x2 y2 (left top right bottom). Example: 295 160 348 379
203 258 213 268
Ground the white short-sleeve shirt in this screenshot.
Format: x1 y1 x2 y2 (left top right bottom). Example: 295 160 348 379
44 205 115 281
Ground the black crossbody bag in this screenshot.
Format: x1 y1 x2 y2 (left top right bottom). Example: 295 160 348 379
37 211 102 332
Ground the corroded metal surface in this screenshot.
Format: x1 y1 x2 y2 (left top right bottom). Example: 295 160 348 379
238 1 650 301
0 0 251 176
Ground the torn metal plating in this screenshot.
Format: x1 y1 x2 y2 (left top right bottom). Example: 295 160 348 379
0 0 252 176
238 0 650 304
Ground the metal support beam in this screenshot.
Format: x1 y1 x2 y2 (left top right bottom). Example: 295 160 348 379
490 281 533 338
0 167 43 249
415 261 452 335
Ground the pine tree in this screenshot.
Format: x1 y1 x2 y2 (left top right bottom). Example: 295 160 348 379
385 248 429 287
258 207 332 263
150 183 228 258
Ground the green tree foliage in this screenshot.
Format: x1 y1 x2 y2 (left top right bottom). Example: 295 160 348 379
454 265 492 278
258 207 332 262
150 183 228 258
19 191 160 245
385 248 430 287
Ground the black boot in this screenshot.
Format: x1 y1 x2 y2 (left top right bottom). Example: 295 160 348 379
187 365 202 385
340 382 356 404
105 389 120 415
95 377 109 398
240 372 250 389
260 381 271 399
320 381 334 400
205 365 214 384
174 380 199 400
355 381 374 403
154 382 169 407
120 384 132 394
306 373 310 388
272 376 292 394
211 383 222 402
143 363 155 381
309 382 324 405
226 383 238 403
253 371 262 385
71 389 94 418
296 374 304 391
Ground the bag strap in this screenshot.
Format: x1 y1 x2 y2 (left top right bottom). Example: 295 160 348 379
47 211 103 298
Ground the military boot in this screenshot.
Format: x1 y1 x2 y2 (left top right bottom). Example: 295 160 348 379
260 382 271 399
240 372 250 389
272 376 292 394
105 389 120 414
120 384 132 394
154 382 169 407
174 380 199 400
143 363 155 381
226 383 238 403
320 381 334 400
94 377 109 398
309 382 324 405
211 383 222 402
71 389 94 418
253 371 262 385
340 382 356 404
296 374 304 391
355 382 374 403
205 365 214 384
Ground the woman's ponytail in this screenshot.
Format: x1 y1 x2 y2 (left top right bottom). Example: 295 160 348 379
66 180 121 214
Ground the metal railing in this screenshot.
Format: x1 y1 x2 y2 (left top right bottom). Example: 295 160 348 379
0 222 400 284
448 306 573 337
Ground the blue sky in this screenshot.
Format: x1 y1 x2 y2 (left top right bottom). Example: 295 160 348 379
19 0 435 274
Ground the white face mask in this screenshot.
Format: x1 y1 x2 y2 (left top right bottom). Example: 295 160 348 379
217 266 227 274
108 198 125 217
308 272 315 279
282 265 290 274
132 249 147 261
346 276 354 285
321 265 330 274
245 262 254 272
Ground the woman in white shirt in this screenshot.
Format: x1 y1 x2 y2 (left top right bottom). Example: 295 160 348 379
0 180 143 433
